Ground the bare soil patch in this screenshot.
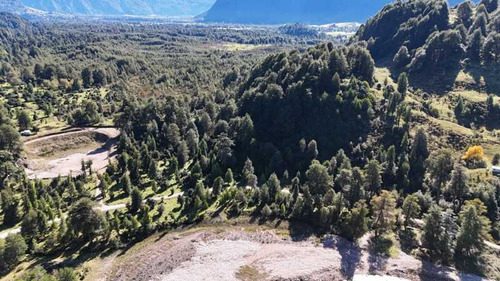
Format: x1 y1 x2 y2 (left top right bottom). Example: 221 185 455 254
98 228 491 281
23 128 120 179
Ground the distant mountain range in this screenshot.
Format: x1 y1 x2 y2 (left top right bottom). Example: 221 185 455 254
202 0 477 24
0 0 216 17
0 0 479 22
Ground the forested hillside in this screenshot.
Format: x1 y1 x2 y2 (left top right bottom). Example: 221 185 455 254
0 1 499 280
352 0 499 92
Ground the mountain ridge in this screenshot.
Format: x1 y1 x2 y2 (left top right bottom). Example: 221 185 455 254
16 0 216 17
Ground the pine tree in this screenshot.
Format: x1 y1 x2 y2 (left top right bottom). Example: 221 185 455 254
456 205 484 257
341 200 370 242
148 160 158 180
267 173 281 201
242 158 257 188
448 164 469 205
421 205 444 261
427 149 454 199
409 129 429 193
130 187 143 213
365 160 382 195
306 160 332 196
402 194 421 229
120 173 132 195
212 177 224 197
331 72 341 94
371 190 396 238
347 167 365 207
397 72 409 96
224 168 233 184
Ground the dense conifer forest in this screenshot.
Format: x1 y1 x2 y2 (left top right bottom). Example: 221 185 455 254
0 1 499 280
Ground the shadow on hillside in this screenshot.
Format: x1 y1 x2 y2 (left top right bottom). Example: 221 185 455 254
23 240 116 275
287 220 318 242
323 235 362 279
464 63 500 95
367 235 391 274
405 68 462 95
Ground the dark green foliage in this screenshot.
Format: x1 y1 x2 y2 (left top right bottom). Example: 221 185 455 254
427 149 454 198
130 188 143 213
408 129 429 193
0 124 21 154
0 234 27 271
306 160 332 196
341 200 369 241
17 110 31 131
409 30 464 74
120 173 132 195
353 0 449 60
70 100 100 126
239 44 375 171
456 204 485 258
421 205 457 264
1 188 20 225
365 160 382 194
371 190 397 238
482 32 500 64
457 1 474 28
67 198 106 242
393 46 411 69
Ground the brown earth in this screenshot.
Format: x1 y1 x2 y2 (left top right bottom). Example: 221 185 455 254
95 228 491 281
22 127 120 179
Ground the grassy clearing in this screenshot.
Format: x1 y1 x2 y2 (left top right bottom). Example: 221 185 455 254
451 90 500 103
0 83 114 138
219 43 270 52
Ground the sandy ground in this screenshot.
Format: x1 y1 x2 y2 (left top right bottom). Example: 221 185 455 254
102 230 492 281
23 128 120 179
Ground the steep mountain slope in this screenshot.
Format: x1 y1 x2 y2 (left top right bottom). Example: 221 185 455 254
202 0 476 25
351 0 499 92
18 0 215 16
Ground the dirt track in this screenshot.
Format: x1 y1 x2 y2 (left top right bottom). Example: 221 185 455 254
23 128 120 179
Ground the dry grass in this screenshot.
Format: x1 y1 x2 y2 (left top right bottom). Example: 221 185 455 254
451 90 500 103
24 131 108 159
236 265 269 281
